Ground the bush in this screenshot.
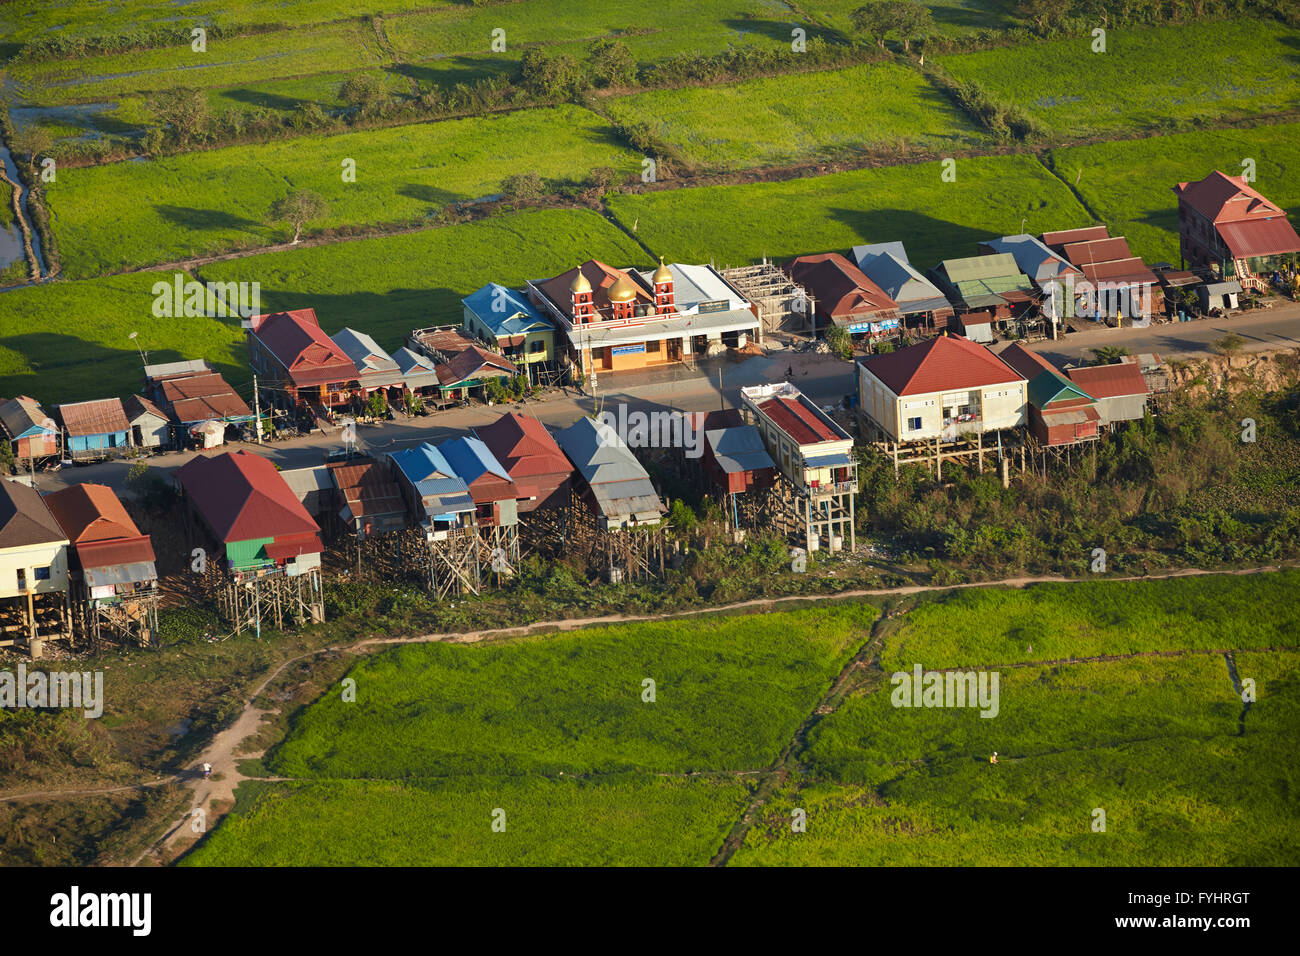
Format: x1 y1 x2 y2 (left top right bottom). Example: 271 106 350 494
500 171 546 204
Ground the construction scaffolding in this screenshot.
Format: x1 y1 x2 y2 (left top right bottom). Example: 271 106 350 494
0 592 71 658
75 588 159 648
565 486 665 582
720 260 806 338
212 565 325 637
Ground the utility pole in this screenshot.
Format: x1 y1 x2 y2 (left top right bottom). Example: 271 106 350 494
253 374 264 444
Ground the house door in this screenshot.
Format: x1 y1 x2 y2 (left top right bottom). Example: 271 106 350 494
132 425 143 446
667 338 682 362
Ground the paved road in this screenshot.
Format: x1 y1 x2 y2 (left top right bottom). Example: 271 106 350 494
34 345 855 496
1028 303 1300 367
27 303 1297 497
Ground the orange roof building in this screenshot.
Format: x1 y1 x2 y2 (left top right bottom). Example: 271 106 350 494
1173 170 1300 287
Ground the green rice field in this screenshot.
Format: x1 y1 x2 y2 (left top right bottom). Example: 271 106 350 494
1048 122 1300 266
47 105 639 278
606 153 1094 269
0 208 646 403
601 62 989 172
936 19 1300 138
184 573 1300 866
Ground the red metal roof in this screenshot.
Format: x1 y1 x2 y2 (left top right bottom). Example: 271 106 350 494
328 458 405 519
1080 257 1158 285
249 308 358 388
57 398 130 437
1216 218 1300 259
435 346 517 386
475 413 572 480
264 533 323 561
175 450 322 544
757 396 839 445
787 253 900 321
1065 363 1150 399
1062 236 1133 266
43 484 156 570
862 334 1024 397
1173 170 1286 224
1042 225 1109 249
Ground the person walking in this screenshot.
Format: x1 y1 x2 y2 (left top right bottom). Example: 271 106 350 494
202 762 212 780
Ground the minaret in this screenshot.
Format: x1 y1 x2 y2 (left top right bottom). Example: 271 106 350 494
607 273 638 320
570 269 594 323
652 257 675 315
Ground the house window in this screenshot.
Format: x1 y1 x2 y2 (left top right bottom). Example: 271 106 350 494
34 566 51 581
907 416 923 432
646 340 660 353
16 569 26 590
529 339 545 353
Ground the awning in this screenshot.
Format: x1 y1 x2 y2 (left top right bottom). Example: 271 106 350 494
85 562 157 589
1217 218 1300 259
804 452 853 469
1204 280 1242 295
265 535 321 561
496 334 526 348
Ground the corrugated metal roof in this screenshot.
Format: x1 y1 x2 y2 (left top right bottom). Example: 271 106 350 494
981 235 1082 282
1065 363 1150 399
438 435 513 487
1216 218 1300 259
0 396 55 441
1174 170 1286 224
124 394 169 424
174 450 321 543
331 328 404 387
861 335 1025 397
475 412 572 480
705 425 775 475
788 253 901 321
388 443 476 516
249 308 358 387
0 479 67 549
435 346 517 387
553 418 664 520
854 247 950 313
463 283 552 337
57 398 130 437
392 347 440 389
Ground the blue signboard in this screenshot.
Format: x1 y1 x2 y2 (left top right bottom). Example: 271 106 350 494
611 343 646 356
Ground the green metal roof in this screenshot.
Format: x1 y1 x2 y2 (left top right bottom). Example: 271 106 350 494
1028 370 1094 409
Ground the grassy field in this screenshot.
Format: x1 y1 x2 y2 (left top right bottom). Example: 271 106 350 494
601 62 989 172
606 153 1093 268
48 105 638 278
0 0 450 46
733 576 1300 866
1048 122 1300 266
802 0 1019 38
5 20 392 106
185 604 875 865
183 775 750 866
937 19 1300 138
180 572 1300 866
0 208 645 403
267 605 876 779
877 571 1300 673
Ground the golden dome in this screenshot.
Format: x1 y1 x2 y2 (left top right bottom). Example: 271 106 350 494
652 257 672 284
569 270 592 294
607 273 639 302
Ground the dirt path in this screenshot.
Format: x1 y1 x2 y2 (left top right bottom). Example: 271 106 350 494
2 562 1288 865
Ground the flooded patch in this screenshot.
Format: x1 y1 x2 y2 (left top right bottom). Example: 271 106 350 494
0 144 47 277
10 101 121 140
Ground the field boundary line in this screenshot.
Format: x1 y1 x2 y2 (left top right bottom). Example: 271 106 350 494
709 599 907 866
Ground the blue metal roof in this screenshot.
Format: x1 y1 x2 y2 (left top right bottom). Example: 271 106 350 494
388 443 475 514
462 283 552 338
438 435 511 487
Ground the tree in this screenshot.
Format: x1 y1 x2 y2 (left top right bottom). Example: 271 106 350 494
1091 345 1130 365
851 3 892 48
500 171 545 204
1017 0 1071 33
824 324 853 359
587 38 637 88
365 390 389 418
339 74 389 116
889 0 935 52
10 126 53 177
149 88 210 148
518 49 584 98
269 190 328 243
